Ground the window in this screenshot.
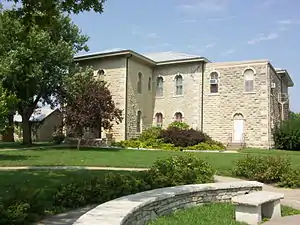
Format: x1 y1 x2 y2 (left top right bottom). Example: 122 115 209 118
174 112 183 122
210 72 219 93
156 77 163 97
155 113 163 127
244 69 254 92
136 110 142 133
137 72 142 94
175 74 183 95
148 77 152 91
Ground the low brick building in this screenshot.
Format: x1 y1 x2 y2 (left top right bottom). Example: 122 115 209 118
74 49 294 149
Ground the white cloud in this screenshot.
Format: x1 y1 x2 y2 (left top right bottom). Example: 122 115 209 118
208 16 236 22
131 25 140 36
147 33 159 39
260 0 287 8
222 48 236 56
179 19 197 23
177 0 229 13
247 33 279 45
204 43 216 48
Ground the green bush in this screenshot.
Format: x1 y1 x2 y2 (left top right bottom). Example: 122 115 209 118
138 127 162 142
278 168 300 188
167 121 190 130
234 155 292 184
0 188 45 225
144 155 215 189
51 130 65 145
273 118 300 151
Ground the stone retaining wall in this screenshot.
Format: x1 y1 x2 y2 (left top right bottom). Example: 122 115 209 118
73 181 263 225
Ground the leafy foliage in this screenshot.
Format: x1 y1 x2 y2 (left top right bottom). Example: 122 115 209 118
0 85 18 134
161 127 209 147
144 155 215 189
234 155 299 187
0 7 89 144
273 118 300 150
62 70 123 140
51 130 65 144
167 121 190 130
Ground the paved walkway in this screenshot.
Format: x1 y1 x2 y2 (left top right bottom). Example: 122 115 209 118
1 167 297 225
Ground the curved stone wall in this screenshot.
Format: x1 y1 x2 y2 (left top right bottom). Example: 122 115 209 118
73 181 263 225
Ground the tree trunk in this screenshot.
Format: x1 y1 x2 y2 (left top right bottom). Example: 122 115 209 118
2 113 14 142
22 114 32 145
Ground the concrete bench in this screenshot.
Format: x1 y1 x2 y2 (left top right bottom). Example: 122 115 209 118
232 191 284 225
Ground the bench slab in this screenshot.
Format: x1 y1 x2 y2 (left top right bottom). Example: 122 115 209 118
232 191 284 206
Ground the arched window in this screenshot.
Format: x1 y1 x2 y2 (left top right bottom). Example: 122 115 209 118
175 74 183 95
137 72 142 94
137 110 142 133
155 113 163 127
174 112 183 122
148 77 152 91
210 72 219 93
244 69 254 92
156 77 163 96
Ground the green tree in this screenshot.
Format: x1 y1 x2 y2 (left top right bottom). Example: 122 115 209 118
0 8 89 144
0 85 18 134
289 110 300 120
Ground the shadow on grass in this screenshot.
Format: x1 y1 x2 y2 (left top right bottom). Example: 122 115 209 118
0 154 32 161
30 146 124 152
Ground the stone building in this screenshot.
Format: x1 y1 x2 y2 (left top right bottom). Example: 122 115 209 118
74 49 294 149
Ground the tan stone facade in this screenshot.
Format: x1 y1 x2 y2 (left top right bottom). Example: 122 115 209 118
74 50 294 149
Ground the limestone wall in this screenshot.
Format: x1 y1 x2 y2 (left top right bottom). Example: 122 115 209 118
73 181 263 225
203 61 270 148
153 62 204 130
126 58 155 139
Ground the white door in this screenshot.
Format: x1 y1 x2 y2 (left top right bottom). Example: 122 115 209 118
233 119 244 143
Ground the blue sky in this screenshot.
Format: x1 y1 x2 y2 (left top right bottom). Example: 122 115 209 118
71 0 300 112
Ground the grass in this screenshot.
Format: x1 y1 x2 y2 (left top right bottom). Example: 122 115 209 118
148 203 300 225
0 169 139 213
0 141 55 149
0 147 300 176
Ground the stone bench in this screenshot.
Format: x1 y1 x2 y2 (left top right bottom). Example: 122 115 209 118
232 191 284 225
73 181 263 225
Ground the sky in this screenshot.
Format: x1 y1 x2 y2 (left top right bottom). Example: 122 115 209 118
70 0 300 112
2 0 299 112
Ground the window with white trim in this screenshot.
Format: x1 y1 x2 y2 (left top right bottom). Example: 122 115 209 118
210 72 219 93
156 77 163 96
174 112 183 122
175 74 183 95
155 113 163 127
244 69 254 92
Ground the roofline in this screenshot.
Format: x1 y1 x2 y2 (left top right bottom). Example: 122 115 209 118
276 69 294 87
156 57 210 66
74 50 156 66
74 50 210 65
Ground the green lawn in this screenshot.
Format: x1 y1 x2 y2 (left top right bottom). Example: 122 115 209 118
148 203 300 225
0 147 300 176
0 141 55 149
0 169 139 212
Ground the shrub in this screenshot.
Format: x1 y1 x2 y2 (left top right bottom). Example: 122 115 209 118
186 142 224 151
138 127 162 142
160 127 210 147
278 168 300 188
234 155 292 184
0 188 45 225
273 118 300 151
51 130 65 145
167 121 189 130
144 155 215 189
